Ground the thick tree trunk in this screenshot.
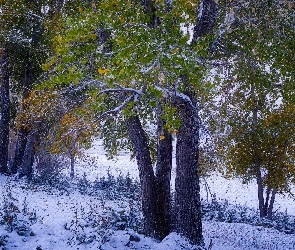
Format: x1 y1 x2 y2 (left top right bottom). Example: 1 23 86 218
155 102 172 239
192 0 218 43
174 97 203 245
126 115 158 238
170 0 217 245
11 61 33 174
0 48 10 174
10 128 29 174
126 114 173 240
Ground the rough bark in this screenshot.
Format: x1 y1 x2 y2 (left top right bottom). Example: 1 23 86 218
126 114 173 240
155 102 172 239
192 0 218 43
11 61 33 174
0 48 10 174
174 96 203 245
256 169 266 218
172 0 218 245
126 115 158 238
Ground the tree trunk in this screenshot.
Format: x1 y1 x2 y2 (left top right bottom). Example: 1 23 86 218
267 188 276 220
11 61 33 174
18 128 38 180
155 102 172 239
264 187 271 216
0 48 10 174
251 83 267 218
70 152 75 178
192 0 218 43
126 114 173 240
171 0 217 245
256 169 266 218
126 115 158 238
174 97 203 245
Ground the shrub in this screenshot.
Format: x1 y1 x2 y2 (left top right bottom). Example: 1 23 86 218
201 194 295 234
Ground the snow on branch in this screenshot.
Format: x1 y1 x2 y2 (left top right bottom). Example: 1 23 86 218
90 94 136 125
62 79 144 97
114 84 144 95
155 86 197 110
61 80 106 96
140 60 158 74
26 11 44 20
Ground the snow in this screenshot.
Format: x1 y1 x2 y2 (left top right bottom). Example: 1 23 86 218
0 139 294 249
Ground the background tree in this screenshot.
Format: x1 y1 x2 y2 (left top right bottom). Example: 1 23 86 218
0 0 81 176
211 0 295 219
0 48 10 174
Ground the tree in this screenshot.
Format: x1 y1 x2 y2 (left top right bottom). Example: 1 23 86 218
36 0 218 245
0 0 81 176
0 48 10 174
211 0 295 219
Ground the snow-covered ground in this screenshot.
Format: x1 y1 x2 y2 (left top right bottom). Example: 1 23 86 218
0 139 294 250
82 139 295 215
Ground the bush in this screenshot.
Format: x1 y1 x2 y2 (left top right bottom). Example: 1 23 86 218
64 171 143 246
31 151 71 192
0 184 37 238
33 150 66 184
201 194 295 234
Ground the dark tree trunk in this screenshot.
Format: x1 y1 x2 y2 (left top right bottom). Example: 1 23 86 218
0 48 10 174
264 187 270 216
70 152 75 178
126 115 158 238
126 114 173 240
256 169 266 218
192 0 218 44
155 102 172 239
174 97 203 245
171 0 217 245
267 188 276 220
251 83 267 219
18 128 38 180
11 61 33 174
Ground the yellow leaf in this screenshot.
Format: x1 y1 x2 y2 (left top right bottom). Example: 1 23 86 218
89 33 96 39
160 134 165 140
172 47 179 53
98 68 110 75
172 129 178 135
